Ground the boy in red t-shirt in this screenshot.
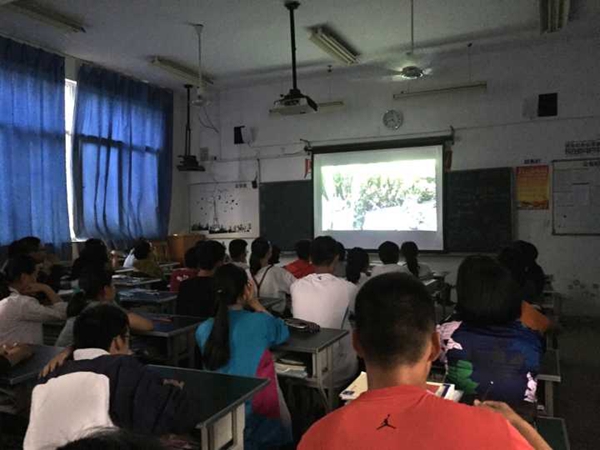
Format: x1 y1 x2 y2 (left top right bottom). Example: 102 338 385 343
298 273 550 450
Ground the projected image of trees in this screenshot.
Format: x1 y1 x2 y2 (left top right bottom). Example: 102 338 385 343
321 159 437 231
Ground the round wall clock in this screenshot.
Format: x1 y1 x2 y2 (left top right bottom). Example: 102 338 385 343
383 109 403 130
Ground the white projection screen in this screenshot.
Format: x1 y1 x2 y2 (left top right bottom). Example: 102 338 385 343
313 145 444 250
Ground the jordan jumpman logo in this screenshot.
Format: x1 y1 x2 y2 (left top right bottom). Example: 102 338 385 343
376 414 396 430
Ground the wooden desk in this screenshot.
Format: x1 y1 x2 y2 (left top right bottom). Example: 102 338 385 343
134 315 204 367
536 417 570 450
539 349 561 417
274 328 348 412
0 345 65 386
114 267 135 274
160 262 180 270
119 290 177 314
148 365 268 450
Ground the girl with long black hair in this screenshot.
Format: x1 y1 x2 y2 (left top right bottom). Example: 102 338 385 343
345 247 370 287
196 264 291 449
249 237 296 313
400 241 432 279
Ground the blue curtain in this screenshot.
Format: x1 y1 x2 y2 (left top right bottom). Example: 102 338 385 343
0 36 69 248
72 64 173 246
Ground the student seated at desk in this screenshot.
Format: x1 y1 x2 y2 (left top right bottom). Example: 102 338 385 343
70 239 110 281
0 255 66 344
5 236 63 292
177 240 225 317
132 240 163 279
299 273 551 450
345 247 370 288
498 246 552 334
291 236 358 383
25 304 201 450
196 264 292 450
401 241 433 279
56 269 153 347
169 247 199 293
514 240 546 300
285 239 315 279
249 238 296 313
229 239 249 271
371 241 409 278
438 256 543 404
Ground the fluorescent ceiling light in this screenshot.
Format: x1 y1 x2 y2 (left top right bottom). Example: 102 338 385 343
309 27 358 65
540 0 570 33
393 81 487 99
4 1 85 33
151 57 213 88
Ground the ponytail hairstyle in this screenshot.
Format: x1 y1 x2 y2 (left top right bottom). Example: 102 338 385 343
401 241 420 277
67 269 114 318
203 264 248 370
249 237 271 276
346 247 370 284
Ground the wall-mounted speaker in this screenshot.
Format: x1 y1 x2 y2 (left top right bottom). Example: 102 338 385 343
234 126 253 145
538 93 558 117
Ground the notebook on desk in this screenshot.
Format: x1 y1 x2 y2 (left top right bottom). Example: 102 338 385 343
340 372 461 402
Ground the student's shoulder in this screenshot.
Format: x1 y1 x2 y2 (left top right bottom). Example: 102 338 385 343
429 395 515 433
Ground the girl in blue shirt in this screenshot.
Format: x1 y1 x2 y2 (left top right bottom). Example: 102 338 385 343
196 264 291 449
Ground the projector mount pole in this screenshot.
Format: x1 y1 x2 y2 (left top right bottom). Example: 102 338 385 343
184 84 192 158
286 1 300 95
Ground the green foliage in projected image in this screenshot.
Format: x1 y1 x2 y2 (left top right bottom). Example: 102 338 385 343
354 176 404 229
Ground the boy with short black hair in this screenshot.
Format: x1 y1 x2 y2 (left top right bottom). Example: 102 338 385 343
371 241 409 277
25 304 200 450
284 239 315 279
176 240 226 317
291 236 358 382
299 273 550 450
228 239 249 270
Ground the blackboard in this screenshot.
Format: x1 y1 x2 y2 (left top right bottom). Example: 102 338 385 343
260 181 313 251
445 168 514 252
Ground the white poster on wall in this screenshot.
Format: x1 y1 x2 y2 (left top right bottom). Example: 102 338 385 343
553 158 600 235
189 182 259 239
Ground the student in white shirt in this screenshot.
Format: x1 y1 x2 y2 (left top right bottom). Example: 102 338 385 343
0 255 66 345
229 239 249 271
371 241 409 278
401 241 433 279
249 238 296 313
345 247 371 288
291 236 358 383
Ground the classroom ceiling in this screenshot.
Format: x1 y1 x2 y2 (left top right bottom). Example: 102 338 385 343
0 0 598 90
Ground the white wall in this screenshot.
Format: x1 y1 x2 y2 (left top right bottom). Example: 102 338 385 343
171 35 600 316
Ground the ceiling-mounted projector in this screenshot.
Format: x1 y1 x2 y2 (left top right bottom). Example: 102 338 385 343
272 92 318 115
272 2 317 116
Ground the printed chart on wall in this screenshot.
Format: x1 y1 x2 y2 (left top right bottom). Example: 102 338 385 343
553 159 600 235
189 182 259 239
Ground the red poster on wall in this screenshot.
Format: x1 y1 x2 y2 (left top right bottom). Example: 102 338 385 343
516 165 549 210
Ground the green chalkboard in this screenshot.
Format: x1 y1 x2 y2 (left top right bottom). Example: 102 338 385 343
445 168 514 252
260 181 313 251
